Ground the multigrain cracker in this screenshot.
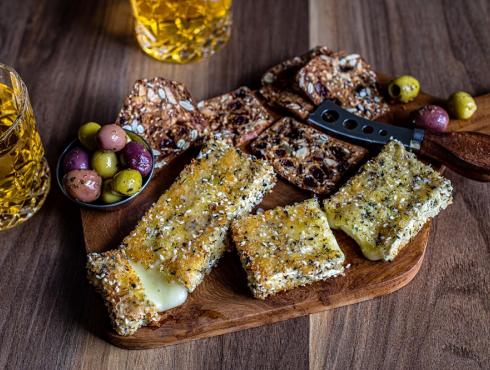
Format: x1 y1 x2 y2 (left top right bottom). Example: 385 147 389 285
197 86 276 146
296 53 389 119
117 77 207 170
251 117 367 195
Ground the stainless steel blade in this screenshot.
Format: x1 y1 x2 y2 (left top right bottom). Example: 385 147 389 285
308 100 425 149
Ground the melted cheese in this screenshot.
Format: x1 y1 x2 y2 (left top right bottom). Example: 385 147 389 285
129 261 187 312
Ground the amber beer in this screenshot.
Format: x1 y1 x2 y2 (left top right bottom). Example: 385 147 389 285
130 0 232 63
0 64 50 230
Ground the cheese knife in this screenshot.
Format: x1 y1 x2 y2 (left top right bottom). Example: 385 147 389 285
308 99 490 181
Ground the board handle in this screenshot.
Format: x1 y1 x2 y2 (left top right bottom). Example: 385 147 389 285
419 131 490 181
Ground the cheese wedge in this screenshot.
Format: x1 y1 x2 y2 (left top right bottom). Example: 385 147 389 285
324 140 452 261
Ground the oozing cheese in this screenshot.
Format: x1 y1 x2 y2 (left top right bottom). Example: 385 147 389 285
129 261 187 312
324 140 452 261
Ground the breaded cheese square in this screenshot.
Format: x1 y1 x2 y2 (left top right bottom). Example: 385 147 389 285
87 141 276 335
324 140 453 261
86 249 161 336
231 198 345 299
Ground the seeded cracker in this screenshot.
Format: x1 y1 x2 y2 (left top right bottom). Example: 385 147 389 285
261 46 334 87
232 198 345 299
197 86 276 146
259 85 314 120
250 117 368 195
117 77 208 170
324 141 453 261
87 140 276 335
296 52 389 120
260 46 334 119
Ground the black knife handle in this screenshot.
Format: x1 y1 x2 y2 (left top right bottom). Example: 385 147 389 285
308 100 424 149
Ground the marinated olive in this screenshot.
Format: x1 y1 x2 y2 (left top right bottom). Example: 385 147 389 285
97 124 127 151
78 122 101 150
63 169 102 203
126 131 146 145
413 105 449 132
112 169 142 196
63 146 90 173
101 179 123 204
448 91 477 120
122 142 153 177
91 150 118 179
388 75 420 103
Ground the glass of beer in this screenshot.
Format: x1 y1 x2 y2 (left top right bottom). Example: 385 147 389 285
0 64 50 231
130 0 233 63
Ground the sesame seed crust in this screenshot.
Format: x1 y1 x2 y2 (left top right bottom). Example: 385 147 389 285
86 249 160 336
231 198 345 300
86 140 276 335
122 140 276 292
324 140 453 261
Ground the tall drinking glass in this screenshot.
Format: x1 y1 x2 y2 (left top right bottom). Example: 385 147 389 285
130 0 233 63
0 64 50 230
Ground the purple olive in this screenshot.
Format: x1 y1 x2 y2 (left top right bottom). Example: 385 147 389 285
121 142 153 177
413 105 449 132
96 124 127 151
63 169 102 203
63 146 90 173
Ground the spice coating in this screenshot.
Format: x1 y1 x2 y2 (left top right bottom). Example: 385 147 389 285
324 141 453 261
232 199 345 299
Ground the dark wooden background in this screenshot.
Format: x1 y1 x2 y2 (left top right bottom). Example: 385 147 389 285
0 0 488 369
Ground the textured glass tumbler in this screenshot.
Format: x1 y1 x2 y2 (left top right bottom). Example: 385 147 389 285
0 64 50 231
130 0 232 63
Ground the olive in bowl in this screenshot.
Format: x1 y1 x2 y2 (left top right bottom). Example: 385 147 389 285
56 124 154 210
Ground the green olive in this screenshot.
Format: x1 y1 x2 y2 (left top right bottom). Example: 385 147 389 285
388 75 420 103
91 150 118 179
101 179 123 204
448 91 477 120
126 131 146 146
78 122 101 150
112 169 142 196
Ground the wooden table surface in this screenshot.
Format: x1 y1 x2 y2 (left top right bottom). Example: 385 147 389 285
1 0 489 369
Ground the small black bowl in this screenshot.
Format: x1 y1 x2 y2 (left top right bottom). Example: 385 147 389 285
56 130 155 211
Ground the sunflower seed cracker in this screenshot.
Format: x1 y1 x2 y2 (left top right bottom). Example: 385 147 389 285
296 52 389 120
117 77 207 169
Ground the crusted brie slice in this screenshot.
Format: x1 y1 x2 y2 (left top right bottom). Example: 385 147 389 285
324 140 452 261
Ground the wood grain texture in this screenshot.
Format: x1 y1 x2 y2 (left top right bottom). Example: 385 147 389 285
0 0 310 369
0 0 488 369
309 1 490 370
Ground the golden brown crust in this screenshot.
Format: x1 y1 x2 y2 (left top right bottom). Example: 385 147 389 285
232 199 345 299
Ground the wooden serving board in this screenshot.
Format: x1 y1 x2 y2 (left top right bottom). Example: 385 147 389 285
81 82 490 349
